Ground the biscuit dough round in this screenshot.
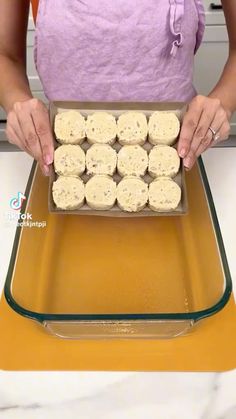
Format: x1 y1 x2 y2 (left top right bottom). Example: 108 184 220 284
148 112 180 146
117 176 148 212
54 110 86 144
117 112 148 145
117 145 148 177
54 144 86 176
85 175 116 210
52 176 85 210
149 178 181 212
148 145 180 178
86 144 117 176
86 112 117 145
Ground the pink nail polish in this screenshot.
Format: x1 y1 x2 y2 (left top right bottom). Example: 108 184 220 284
184 157 191 169
179 148 187 158
45 155 53 165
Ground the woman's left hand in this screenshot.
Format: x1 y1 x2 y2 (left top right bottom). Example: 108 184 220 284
177 95 231 170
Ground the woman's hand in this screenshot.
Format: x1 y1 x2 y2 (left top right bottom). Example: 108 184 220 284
177 95 231 170
6 98 54 176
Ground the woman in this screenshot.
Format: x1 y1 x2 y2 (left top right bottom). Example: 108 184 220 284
0 0 235 175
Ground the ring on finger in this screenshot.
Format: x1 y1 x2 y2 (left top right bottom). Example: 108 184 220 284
213 133 221 142
208 126 220 142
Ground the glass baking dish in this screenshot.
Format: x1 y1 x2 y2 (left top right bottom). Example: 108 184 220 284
4 159 232 339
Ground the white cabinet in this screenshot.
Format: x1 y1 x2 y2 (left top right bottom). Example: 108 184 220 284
194 26 228 95
203 0 225 24
26 16 44 93
0 123 6 141
194 3 236 134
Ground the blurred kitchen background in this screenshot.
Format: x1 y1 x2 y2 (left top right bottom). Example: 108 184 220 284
0 0 235 146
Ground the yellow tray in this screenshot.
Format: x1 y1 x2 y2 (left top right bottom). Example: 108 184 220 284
1 159 235 370
0 294 236 371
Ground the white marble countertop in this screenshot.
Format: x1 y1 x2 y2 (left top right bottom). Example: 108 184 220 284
0 149 236 419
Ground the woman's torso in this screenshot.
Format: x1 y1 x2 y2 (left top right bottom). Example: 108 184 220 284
33 0 205 102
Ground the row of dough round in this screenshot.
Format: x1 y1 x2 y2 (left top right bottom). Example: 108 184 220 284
54 110 180 147
52 175 181 213
54 144 181 178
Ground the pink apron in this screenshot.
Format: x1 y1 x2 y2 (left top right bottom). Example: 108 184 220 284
34 0 205 102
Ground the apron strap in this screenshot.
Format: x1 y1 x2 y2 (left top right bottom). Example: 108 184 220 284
169 0 184 57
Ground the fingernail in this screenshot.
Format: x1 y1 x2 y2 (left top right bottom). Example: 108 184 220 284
179 148 187 158
43 165 50 176
184 157 191 169
44 154 53 165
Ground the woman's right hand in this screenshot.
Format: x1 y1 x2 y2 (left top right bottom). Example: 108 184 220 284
6 98 54 176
